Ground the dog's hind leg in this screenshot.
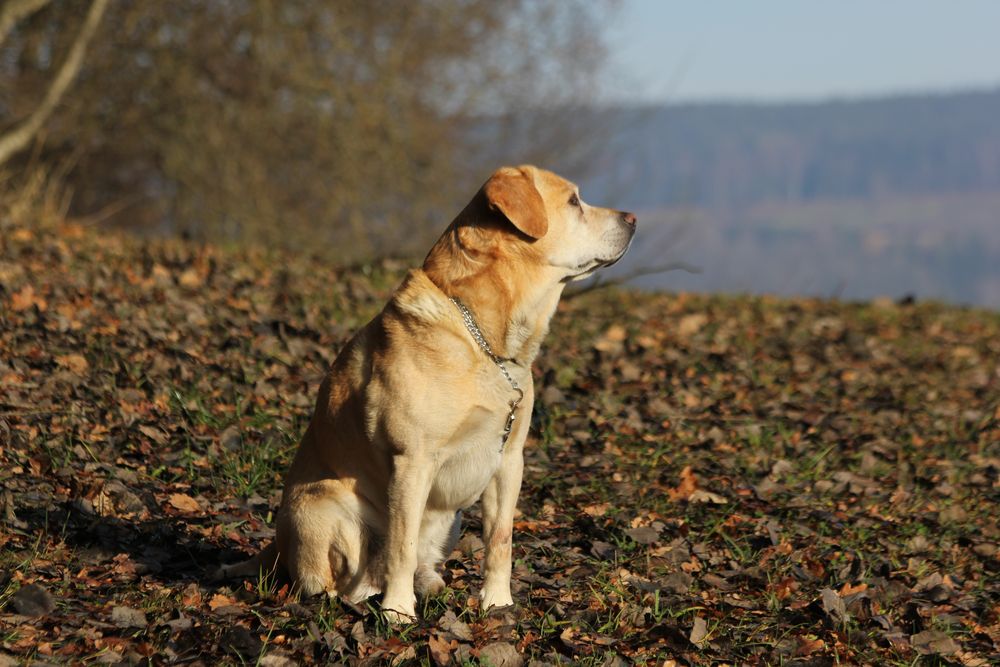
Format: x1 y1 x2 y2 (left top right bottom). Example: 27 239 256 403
279 498 338 597
280 480 376 600
415 510 461 597
331 522 382 603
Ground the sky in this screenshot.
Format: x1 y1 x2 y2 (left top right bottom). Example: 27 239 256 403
607 1 1000 104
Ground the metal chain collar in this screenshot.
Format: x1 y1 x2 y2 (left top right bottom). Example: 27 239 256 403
449 297 524 450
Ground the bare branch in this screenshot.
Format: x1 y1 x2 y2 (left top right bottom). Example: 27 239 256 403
0 0 51 46
0 0 108 167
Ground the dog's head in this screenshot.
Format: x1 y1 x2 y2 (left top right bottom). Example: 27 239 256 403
457 165 636 283
419 165 635 354
424 164 636 311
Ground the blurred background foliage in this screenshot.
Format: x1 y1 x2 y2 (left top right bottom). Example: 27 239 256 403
0 0 616 258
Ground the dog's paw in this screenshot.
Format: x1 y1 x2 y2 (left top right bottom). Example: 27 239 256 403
414 564 446 597
346 581 382 604
297 574 333 598
380 588 417 625
479 586 514 611
381 605 418 626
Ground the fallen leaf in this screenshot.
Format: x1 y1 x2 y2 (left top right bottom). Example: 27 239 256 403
594 323 628 354
660 571 693 594
139 425 169 445
820 587 848 625
582 502 610 517
437 610 474 642
178 267 203 288
689 616 709 646
795 636 825 656
689 489 727 504
911 630 960 655
839 581 868 596
677 313 707 337
180 583 202 607
10 285 46 311
111 606 148 628
478 641 523 667
11 584 56 616
208 593 238 610
55 354 89 374
390 646 418 667
625 525 660 545
427 634 456 666
168 493 201 513
669 466 698 501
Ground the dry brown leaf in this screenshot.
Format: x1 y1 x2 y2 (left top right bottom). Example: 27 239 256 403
168 493 201 513
677 313 707 337
180 583 202 607
582 502 610 517
771 577 798 600
689 489 727 504
668 466 698 501
178 268 203 288
10 285 46 312
139 425 169 445
427 634 455 667
795 636 825 656
689 616 709 646
208 593 238 610
839 581 868 596
55 354 89 374
594 323 627 353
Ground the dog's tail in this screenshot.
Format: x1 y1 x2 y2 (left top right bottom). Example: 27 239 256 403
214 541 281 581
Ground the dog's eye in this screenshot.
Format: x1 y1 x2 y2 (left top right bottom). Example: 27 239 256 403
568 193 580 207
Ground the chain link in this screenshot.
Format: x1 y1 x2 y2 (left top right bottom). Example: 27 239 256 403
450 297 524 450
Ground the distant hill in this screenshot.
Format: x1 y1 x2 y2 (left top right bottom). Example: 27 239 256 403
529 88 1000 308
575 87 1000 210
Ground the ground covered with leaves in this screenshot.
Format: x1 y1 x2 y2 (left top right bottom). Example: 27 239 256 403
1 218 999 666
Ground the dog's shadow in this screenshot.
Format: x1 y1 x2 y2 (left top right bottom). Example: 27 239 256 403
14 478 493 606
16 498 257 590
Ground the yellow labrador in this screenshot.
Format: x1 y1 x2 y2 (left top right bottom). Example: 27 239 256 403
219 165 636 621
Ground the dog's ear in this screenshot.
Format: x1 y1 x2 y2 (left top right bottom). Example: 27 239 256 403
483 167 548 239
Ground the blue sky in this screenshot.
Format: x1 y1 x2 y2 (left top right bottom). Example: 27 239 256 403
607 1 1000 103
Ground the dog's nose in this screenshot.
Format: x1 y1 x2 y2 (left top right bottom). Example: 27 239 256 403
621 211 637 226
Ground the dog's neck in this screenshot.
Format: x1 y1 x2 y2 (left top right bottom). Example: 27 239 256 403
422 216 564 365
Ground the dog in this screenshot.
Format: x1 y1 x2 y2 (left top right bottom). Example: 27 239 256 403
218 165 636 622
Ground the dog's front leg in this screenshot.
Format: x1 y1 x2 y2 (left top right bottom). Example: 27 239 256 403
479 440 525 610
381 452 433 623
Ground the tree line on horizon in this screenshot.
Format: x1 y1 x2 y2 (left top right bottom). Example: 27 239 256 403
576 88 1000 211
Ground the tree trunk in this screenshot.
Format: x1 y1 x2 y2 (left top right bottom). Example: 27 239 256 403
0 0 109 167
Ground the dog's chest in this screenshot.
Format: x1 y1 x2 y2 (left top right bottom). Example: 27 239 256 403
426 364 529 510
428 426 503 510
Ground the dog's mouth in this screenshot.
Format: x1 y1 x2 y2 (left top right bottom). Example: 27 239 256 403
595 230 635 270
561 222 636 282
564 243 633 282
597 247 629 270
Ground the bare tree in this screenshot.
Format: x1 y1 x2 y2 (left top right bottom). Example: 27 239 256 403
0 0 108 167
0 1 617 258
